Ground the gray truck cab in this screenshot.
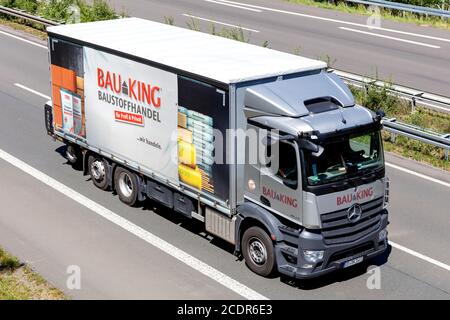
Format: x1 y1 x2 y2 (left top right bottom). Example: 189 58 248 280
237 71 389 279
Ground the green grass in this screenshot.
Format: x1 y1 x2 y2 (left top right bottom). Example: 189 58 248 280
0 17 47 39
284 0 450 30
0 246 67 300
0 0 118 24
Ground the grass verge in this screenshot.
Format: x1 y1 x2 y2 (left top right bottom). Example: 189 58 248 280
284 0 450 30
0 246 66 300
0 17 47 39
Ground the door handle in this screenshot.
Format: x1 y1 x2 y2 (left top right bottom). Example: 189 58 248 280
260 195 271 207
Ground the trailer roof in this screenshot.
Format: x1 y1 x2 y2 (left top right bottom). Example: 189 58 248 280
47 18 326 84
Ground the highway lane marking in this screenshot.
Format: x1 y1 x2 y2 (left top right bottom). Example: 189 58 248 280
204 0 262 12
182 14 260 32
0 148 268 300
339 27 441 49
14 83 51 100
386 162 450 188
390 241 450 272
0 30 47 49
212 0 450 43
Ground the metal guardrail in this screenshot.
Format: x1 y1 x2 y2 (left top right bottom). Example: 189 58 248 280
333 69 450 114
0 5 60 27
345 0 450 19
382 119 450 159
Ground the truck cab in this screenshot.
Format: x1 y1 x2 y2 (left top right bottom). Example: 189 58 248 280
236 70 389 278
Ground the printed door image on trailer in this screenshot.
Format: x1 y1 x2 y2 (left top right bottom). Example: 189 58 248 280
50 39 86 139
177 76 229 204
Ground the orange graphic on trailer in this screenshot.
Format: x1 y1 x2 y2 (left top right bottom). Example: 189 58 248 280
50 40 86 139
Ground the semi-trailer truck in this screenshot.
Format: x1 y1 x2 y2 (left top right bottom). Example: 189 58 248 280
44 18 389 279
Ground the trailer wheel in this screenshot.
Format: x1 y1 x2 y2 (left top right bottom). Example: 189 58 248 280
88 155 109 190
114 167 139 207
242 226 276 277
66 144 81 166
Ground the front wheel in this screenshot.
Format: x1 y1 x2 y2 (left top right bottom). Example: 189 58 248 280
242 226 276 277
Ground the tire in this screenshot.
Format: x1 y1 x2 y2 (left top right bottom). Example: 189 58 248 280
114 167 139 207
88 155 109 191
66 144 81 167
242 226 276 277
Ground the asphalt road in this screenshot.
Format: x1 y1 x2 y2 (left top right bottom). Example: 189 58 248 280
105 0 450 96
0 25 449 299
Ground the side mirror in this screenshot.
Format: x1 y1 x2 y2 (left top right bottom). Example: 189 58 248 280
311 145 325 157
297 139 324 157
262 134 296 146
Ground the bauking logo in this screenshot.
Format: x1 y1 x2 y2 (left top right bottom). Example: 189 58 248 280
337 187 374 206
97 67 161 108
262 186 298 208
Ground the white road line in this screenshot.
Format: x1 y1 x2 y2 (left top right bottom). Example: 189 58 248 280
0 148 268 300
390 241 450 272
213 0 450 43
14 83 51 100
386 162 450 188
0 30 47 49
339 27 440 49
182 14 260 32
204 0 262 12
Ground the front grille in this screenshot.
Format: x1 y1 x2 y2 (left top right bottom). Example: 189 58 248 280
320 197 383 245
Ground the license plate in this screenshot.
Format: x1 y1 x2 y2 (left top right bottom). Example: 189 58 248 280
342 256 364 268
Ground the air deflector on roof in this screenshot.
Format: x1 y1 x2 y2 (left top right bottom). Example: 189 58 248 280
244 71 355 118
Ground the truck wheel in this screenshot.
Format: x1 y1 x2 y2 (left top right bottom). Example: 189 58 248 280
88 155 109 190
66 144 81 166
242 226 276 277
114 167 139 207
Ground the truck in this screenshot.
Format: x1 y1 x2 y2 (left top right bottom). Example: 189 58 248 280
44 17 389 279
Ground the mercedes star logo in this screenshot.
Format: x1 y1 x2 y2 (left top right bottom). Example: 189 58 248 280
347 204 362 223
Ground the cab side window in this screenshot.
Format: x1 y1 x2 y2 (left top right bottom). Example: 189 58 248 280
275 142 298 190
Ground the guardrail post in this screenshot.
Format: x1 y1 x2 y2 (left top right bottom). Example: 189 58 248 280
411 96 416 113
390 132 397 143
444 134 450 161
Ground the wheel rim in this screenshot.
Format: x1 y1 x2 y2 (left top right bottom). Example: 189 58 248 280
91 160 105 181
118 172 133 198
248 237 267 265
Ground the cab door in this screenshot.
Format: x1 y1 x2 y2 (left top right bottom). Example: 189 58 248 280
259 139 302 221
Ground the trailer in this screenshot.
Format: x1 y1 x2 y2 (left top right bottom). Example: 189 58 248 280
45 18 389 279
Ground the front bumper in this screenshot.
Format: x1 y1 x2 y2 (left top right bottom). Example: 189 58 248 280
276 209 389 279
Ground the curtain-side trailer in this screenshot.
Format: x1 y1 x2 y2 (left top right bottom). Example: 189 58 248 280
44 18 389 279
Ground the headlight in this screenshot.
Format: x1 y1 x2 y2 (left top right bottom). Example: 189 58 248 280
303 250 324 263
379 228 388 242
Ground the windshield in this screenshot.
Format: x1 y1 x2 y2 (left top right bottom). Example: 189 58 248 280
305 131 384 186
